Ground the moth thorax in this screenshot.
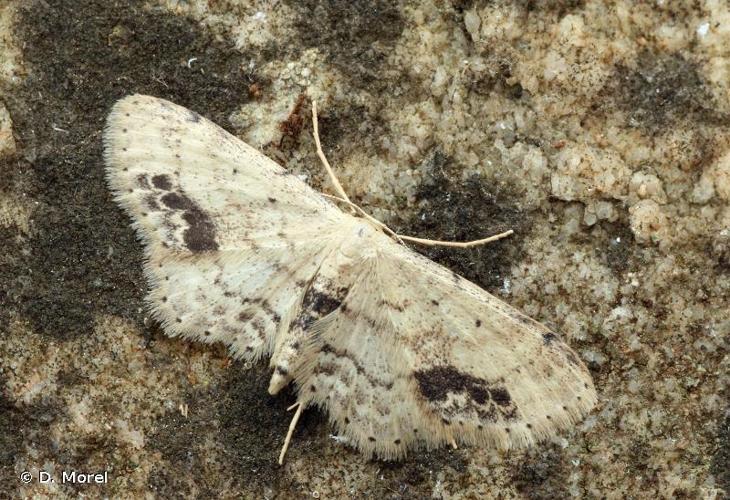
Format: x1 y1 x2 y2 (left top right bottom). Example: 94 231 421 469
340 221 381 258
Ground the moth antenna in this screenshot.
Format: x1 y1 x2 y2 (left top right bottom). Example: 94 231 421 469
311 101 514 249
312 101 351 204
396 230 514 248
278 401 305 465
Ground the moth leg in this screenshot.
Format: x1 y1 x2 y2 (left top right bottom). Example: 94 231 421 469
278 401 304 465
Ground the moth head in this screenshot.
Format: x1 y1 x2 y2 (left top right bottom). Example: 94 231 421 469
340 220 382 258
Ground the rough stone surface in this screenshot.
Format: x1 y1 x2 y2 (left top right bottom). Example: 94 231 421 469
0 0 727 498
0 103 15 158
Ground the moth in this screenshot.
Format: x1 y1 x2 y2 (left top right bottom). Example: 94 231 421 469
103 94 597 462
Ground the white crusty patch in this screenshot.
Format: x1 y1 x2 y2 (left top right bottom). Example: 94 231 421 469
103 94 598 460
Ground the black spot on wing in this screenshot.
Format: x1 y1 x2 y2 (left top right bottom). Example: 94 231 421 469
542 332 557 345
151 174 172 190
137 174 151 189
414 366 517 422
160 190 218 252
296 283 349 330
181 208 217 252
308 287 348 315
145 194 159 210
490 387 512 407
415 366 488 403
161 192 191 210
275 365 288 376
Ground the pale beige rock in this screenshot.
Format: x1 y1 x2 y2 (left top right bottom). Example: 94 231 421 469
629 171 668 204
3 0 728 497
0 102 15 157
709 150 730 201
0 3 23 85
463 9 480 41
584 200 618 226
629 199 669 244
691 170 716 204
551 144 631 202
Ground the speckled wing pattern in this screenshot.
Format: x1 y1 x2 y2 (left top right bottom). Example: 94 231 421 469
104 95 349 360
104 94 597 460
